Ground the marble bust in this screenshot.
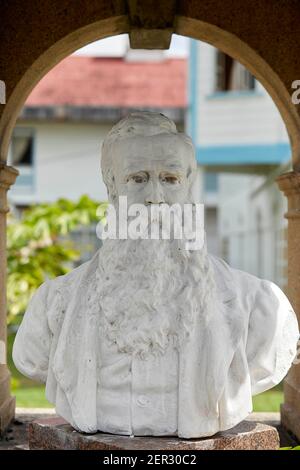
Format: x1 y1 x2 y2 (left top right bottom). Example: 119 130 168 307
13 112 299 438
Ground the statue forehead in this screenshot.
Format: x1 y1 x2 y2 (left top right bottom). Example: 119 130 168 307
110 133 194 164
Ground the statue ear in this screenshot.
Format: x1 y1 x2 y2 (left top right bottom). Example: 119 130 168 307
187 165 197 184
105 170 117 203
187 166 199 203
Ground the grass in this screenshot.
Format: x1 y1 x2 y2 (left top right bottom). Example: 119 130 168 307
8 333 284 411
252 389 283 412
13 386 53 408
8 332 53 408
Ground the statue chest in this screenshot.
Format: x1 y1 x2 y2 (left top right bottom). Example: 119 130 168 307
96 337 179 436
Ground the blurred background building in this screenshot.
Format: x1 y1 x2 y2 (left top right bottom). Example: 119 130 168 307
188 40 291 289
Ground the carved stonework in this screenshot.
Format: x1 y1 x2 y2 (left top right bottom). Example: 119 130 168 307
129 28 173 49
0 163 18 213
126 0 176 29
126 0 176 49
277 171 300 441
277 171 300 220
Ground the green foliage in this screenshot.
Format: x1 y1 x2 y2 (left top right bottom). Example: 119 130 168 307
7 195 107 326
279 446 300 450
12 386 53 408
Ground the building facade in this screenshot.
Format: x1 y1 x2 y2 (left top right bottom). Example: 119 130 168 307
189 40 291 287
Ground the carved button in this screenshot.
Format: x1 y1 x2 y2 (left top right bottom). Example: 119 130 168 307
136 395 150 407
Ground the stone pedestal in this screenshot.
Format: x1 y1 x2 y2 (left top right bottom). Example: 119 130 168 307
280 403 300 441
0 163 18 434
28 417 279 450
277 171 300 442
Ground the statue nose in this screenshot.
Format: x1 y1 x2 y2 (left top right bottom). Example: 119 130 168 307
145 180 165 205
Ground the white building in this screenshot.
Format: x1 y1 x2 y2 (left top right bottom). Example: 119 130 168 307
188 40 291 287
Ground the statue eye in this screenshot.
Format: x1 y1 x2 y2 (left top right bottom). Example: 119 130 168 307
128 173 148 184
161 174 180 184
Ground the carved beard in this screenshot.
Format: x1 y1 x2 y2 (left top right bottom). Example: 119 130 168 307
97 223 216 360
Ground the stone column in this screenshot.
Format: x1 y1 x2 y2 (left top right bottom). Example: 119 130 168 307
0 162 18 434
277 171 300 441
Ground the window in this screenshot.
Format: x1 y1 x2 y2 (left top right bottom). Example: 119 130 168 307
215 51 255 92
11 127 34 167
9 127 35 189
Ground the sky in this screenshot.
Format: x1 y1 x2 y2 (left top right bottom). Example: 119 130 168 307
75 34 190 58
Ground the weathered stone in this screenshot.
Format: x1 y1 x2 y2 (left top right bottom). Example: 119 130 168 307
129 29 173 49
127 0 177 29
281 403 300 442
0 395 15 435
277 171 300 442
28 417 279 450
0 163 18 435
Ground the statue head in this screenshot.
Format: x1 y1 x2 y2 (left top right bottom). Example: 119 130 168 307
101 112 197 206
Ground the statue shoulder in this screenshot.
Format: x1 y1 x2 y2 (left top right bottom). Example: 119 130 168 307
49 250 100 291
209 253 273 290
208 253 285 309
208 253 256 293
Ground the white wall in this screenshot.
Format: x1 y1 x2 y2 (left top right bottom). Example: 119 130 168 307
9 121 111 204
218 172 287 287
195 42 289 147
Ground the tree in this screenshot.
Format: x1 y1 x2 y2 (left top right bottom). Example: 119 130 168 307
7 195 107 327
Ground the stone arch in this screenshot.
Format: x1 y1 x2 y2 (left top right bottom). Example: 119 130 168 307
0 16 130 163
1 3 300 170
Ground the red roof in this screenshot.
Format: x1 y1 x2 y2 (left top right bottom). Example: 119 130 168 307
25 56 187 108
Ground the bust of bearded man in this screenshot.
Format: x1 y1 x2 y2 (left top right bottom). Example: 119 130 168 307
13 112 299 438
